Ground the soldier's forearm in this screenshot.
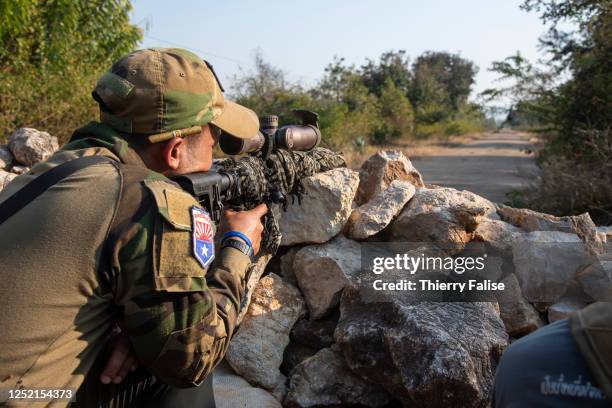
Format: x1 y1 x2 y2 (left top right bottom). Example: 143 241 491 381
150 247 251 387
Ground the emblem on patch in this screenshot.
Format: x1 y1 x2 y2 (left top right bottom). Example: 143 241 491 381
191 206 215 268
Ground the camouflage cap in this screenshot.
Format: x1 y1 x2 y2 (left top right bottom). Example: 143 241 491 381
93 48 259 142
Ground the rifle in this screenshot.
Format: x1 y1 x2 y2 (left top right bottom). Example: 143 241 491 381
173 110 346 254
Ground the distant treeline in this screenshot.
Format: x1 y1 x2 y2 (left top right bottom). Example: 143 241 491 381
232 50 494 149
0 1 492 146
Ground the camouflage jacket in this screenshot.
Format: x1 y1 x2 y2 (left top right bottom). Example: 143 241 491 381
0 122 250 398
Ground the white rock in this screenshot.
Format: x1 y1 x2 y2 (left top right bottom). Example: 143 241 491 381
279 168 359 246
10 165 30 175
596 226 612 243
548 299 587 322
356 150 424 205
8 128 59 166
214 361 282 408
285 347 391 408
0 145 13 169
390 187 496 255
226 273 306 394
0 170 18 190
293 235 361 319
346 180 415 240
512 231 590 303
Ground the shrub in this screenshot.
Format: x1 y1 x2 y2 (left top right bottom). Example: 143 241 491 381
509 128 612 224
0 0 141 143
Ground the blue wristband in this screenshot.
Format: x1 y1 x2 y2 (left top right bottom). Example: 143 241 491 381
221 231 253 248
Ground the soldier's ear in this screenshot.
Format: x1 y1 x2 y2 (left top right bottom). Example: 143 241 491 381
162 137 184 171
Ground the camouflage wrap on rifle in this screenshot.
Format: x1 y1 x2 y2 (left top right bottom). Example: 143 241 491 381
215 147 347 254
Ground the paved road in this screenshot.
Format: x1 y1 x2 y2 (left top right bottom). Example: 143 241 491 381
411 130 540 204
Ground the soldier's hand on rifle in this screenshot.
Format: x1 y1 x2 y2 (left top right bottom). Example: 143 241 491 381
220 203 268 256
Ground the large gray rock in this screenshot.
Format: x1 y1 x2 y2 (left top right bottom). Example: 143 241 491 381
472 218 523 253
0 145 13 170
281 342 318 376
496 274 543 337
290 315 337 349
568 212 605 255
214 361 282 408
347 180 415 240
512 231 590 303
0 170 17 190
285 347 391 408
356 150 424 205
279 168 359 245
335 285 507 407
498 206 572 232
8 128 59 166
226 273 306 395
577 260 612 301
498 207 603 255
389 187 496 255
293 235 361 319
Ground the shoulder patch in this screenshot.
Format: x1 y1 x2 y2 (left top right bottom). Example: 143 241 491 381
191 206 215 268
143 179 214 292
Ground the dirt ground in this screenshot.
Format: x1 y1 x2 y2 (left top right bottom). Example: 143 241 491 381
349 130 540 204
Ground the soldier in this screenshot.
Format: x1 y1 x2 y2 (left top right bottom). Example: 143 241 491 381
494 302 612 406
0 48 267 407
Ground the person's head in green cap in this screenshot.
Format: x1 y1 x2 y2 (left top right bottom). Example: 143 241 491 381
92 47 259 174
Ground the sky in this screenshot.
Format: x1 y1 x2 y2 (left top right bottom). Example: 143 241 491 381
130 0 552 99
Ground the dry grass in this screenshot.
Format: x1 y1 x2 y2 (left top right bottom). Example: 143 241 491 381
342 132 486 169
508 128 612 225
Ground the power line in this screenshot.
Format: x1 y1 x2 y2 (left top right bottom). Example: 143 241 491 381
144 35 251 67
141 32 320 85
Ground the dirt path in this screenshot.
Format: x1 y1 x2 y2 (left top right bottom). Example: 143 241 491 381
410 130 539 204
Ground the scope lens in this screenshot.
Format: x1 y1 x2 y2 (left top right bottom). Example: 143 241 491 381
219 134 245 155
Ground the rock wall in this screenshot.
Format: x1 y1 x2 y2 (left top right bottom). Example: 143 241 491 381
228 149 610 407
2 131 609 407
0 128 59 192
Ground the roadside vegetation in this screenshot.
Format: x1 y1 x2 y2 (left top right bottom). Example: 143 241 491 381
0 1 493 149
484 0 611 224
231 50 494 151
0 0 141 143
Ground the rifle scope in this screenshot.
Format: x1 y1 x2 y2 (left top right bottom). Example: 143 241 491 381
219 110 321 156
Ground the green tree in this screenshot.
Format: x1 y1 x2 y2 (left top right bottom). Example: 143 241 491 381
485 0 612 221
482 52 558 129
360 50 412 96
371 79 415 144
314 57 380 147
0 0 142 143
410 51 478 123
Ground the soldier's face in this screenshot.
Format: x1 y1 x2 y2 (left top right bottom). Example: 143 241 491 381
181 124 219 173
159 125 218 176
